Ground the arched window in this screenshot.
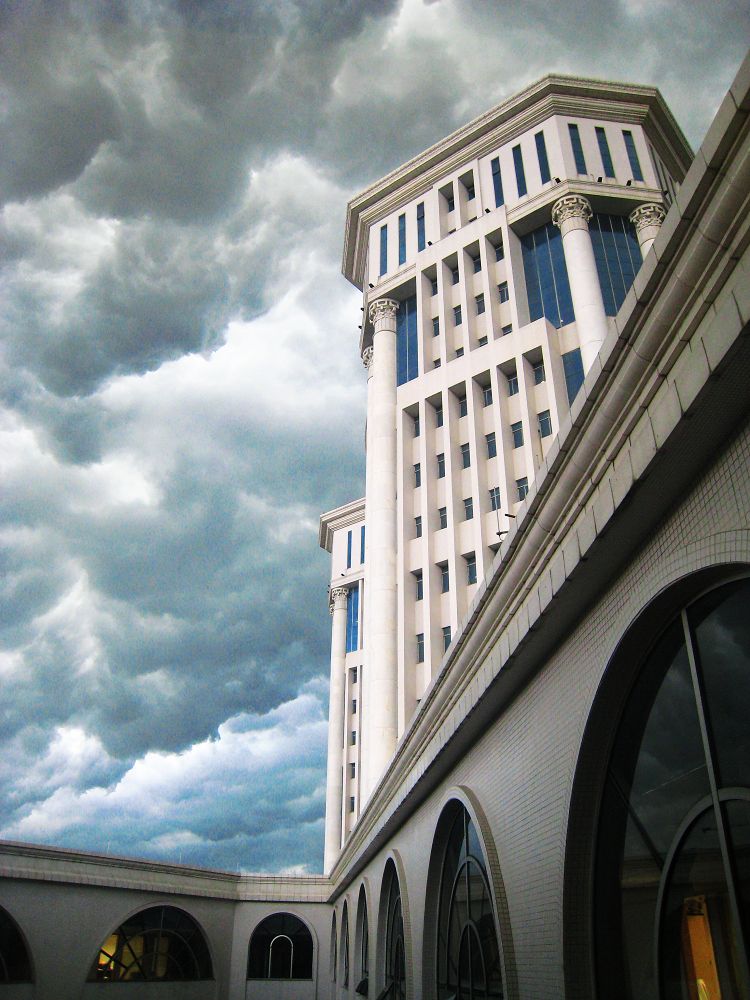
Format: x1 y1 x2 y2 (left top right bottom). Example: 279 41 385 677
0 906 32 983
330 911 337 983
596 577 750 998
87 905 212 982
382 860 406 1000
435 802 504 999
247 912 313 980
355 885 369 996
341 900 350 988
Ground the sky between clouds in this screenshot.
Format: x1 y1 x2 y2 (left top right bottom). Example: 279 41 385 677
0 0 747 874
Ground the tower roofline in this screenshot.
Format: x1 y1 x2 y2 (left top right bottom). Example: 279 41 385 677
342 73 692 290
319 496 366 552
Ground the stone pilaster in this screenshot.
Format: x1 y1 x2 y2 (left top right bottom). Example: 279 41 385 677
323 585 350 873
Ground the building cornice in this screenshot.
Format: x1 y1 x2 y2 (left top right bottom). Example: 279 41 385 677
318 497 366 552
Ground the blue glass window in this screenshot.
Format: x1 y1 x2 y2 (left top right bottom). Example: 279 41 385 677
417 203 425 251
589 213 642 315
568 124 587 174
432 317 439 337
415 570 423 601
596 127 615 178
562 348 585 404
396 295 418 385
360 525 365 563
622 131 644 182
486 432 497 458
466 555 477 585
398 213 406 265
535 131 551 185
495 242 504 261
379 224 387 275
516 478 528 501
521 222 575 327
491 157 504 207
538 410 552 438
512 145 527 197
489 486 501 511
416 633 425 662
346 529 352 569
442 625 451 651
497 281 509 303
346 587 359 653
511 422 523 448
453 305 462 326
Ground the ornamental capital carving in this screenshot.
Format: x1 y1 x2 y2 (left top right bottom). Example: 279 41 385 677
361 346 374 370
329 586 349 614
629 202 666 232
368 298 399 327
552 194 593 229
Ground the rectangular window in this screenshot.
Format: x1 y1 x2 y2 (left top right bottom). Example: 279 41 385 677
489 486 501 511
568 123 587 174
507 373 519 396
472 255 482 273
396 295 419 386
398 213 406 265
460 442 471 468
442 625 452 652
562 348 585 404
346 529 352 569
483 385 493 406
351 730 357 746
458 395 468 418
415 570 423 601
415 515 422 538
501 323 513 336
538 409 552 438
495 242 505 261
349 762 356 779
350 667 357 684
440 564 450 593
465 179 475 200
533 361 546 384
436 405 444 427
437 453 446 478
438 507 448 530
511 421 524 448
475 293 485 315
451 267 459 285
454 305 462 326
431 278 438 296
589 212 642 316
466 554 477 585
413 464 422 490
464 497 474 521
379 224 387 275
513 144 527 197
413 415 420 437
455 347 464 358
417 202 426 251
521 222 575 328
432 316 440 337
360 524 366 563
622 130 644 182
516 477 529 501
446 190 455 212
416 633 425 663
478 336 488 346
596 126 615 178
346 587 359 652
486 432 497 459
491 156 504 207
535 130 551 184
352 698 357 714
498 281 509 303
349 796 355 813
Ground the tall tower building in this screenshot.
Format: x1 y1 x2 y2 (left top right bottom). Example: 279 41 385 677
320 74 691 871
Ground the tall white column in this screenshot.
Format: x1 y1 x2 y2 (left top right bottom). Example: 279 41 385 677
629 202 666 258
552 194 609 374
324 585 349 874
361 298 399 803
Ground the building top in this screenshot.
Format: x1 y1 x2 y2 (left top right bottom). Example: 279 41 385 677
318 496 365 552
342 73 692 291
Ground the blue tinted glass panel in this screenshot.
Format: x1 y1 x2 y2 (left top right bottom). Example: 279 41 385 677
513 145 527 197
379 225 387 275
417 202 425 251
568 123 587 174
623 131 644 182
346 587 359 653
562 348 585 404
360 525 365 563
521 222 574 327
398 214 406 265
491 157 504 207
346 529 352 568
595 127 615 178
535 131 551 184
589 213 642 315
396 296 418 386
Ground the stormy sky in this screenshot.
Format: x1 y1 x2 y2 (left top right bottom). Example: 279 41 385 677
0 1 746 874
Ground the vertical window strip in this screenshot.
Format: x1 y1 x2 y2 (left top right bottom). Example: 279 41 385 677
562 348 585 404
360 525 365 563
379 224 388 275
535 131 551 184
491 157 504 207
346 587 359 653
417 202 425 251
398 213 406 265
512 144 527 197
568 123 587 174
589 213 642 316
520 223 574 328
396 296 419 385
595 126 615 178
346 529 352 569
622 130 644 182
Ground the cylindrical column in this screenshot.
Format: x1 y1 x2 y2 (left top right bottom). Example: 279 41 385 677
324 585 349 874
361 298 399 803
552 194 609 374
629 202 666 258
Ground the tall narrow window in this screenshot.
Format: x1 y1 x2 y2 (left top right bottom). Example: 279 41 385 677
346 587 359 653
538 410 552 438
396 296 418 385
568 123 587 174
495 242 505 261
436 405 444 427
483 385 493 406
513 144 527 197
453 305 462 326
507 373 519 396
460 443 471 469
562 348 585 404
417 202 426 251
589 213 642 315
535 130 551 184
486 432 497 459
622 130 644 182
445 188 455 212
440 564 450 593
414 463 421 488
491 156 504 207
442 625 452 651
431 278 438 296
416 633 424 663
458 395 468 418
498 281 509 303
437 453 446 478
463 497 474 521
472 255 482 273
432 316 440 337
379 224 387 275
413 415 420 438
415 570 423 601
596 126 615 178
360 525 365 563
346 530 352 569
475 293 485 315
489 486 501 511
533 361 546 384
511 421 524 448
398 214 406 265
516 477 528 500
466 554 477 585
415 516 422 538
521 222 575 327
438 507 448 530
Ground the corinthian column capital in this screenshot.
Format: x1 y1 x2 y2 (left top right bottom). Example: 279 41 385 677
629 202 666 233
552 194 593 231
368 298 399 328
329 586 349 614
